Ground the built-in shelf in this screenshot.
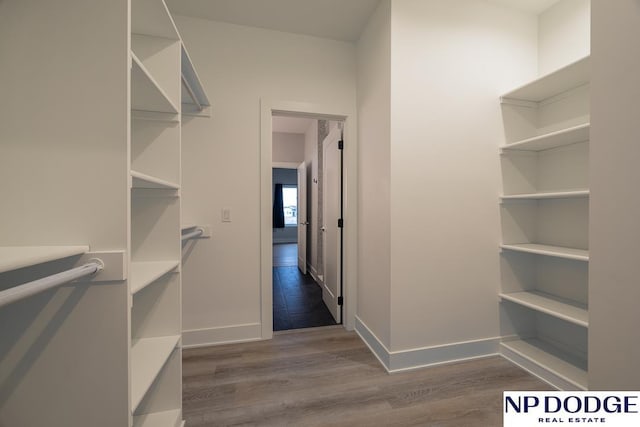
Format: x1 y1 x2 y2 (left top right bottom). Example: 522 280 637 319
501 243 589 262
501 339 587 390
500 291 588 327
181 44 210 116
131 335 180 412
130 261 179 295
131 52 179 114
133 409 181 427
0 246 90 274
131 170 179 190
501 123 590 152
181 224 197 231
501 56 590 103
501 190 589 200
131 0 180 40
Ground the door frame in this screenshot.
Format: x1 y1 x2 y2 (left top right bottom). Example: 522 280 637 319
260 98 357 339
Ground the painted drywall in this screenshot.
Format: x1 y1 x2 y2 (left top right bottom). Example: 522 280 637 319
538 0 590 75
272 132 305 163
272 168 298 244
355 0 392 348
589 0 640 390
304 120 320 276
389 0 538 351
177 15 357 345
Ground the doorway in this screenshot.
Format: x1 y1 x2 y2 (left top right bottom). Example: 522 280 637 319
271 116 341 331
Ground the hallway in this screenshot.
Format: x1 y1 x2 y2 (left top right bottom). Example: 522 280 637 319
273 243 337 331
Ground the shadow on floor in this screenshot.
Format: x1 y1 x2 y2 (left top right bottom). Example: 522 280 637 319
273 266 337 331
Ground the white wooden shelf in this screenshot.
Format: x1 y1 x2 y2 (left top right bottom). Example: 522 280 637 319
501 123 590 152
501 56 590 103
130 261 179 295
132 0 180 40
132 52 179 114
501 190 589 200
181 44 211 116
181 224 197 231
500 291 588 327
0 246 90 274
501 243 588 262
131 170 180 190
131 335 180 411
133 409 181 427
501 339 587 390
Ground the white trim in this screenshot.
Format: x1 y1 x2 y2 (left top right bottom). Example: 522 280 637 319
355 316 391 371
388 337 501 373
308 265 322 285
182 323 262 348
355 316 500 373
260 98 358 340
272 161 300 169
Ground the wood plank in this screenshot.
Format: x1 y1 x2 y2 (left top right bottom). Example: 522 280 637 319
182 328 550 426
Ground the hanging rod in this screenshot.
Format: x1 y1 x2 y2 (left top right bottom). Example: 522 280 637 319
0 260 104 309
182 75 203 111
181 227 204 242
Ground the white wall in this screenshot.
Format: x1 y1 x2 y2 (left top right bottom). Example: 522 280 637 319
389 0 537 352
273 132 305 163
538 0 590 75
589 0 640 390
177 16 357 346
355 0 392 349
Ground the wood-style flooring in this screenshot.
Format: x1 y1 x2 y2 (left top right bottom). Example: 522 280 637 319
273 243 298 267
183 326 550 426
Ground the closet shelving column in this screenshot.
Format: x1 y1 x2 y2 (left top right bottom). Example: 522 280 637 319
130 0 183 425
499 56 591 390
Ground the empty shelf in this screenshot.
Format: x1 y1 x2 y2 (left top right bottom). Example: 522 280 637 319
132 0 180 40
131 335 180 411
501 123 590 151
132 52 179 114
501 190 589 200
500 291 588 327
500 244 588 261
130 261 179 295
133 409 181 427
0 246 90 274
131 170 179 190
501 56 590 103
181 44 210 114
181 224 197 231
501 339 587 390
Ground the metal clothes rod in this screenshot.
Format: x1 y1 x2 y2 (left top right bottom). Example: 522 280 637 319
182 228 204 242
181 75 203 111
0 260 104 309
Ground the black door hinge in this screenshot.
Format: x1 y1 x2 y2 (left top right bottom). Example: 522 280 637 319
337 218 343 228
338 296 344 306
338 140 344 150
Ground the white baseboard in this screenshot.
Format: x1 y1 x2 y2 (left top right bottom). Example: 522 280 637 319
182 323 262 349
355 316 500 373
308 266 323 285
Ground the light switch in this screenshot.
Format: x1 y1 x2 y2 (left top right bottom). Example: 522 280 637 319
222 207 232 222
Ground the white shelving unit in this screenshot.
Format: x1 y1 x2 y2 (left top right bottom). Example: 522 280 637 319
0 0 210 425
0 246 89 273
499 56 591 390
181 44 211 116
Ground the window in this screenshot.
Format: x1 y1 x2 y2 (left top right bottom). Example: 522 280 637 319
282 186 297 226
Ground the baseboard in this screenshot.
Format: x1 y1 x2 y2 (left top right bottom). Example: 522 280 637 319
354 316 391 371
308 265 322 285
355 316 500 373
182 323 262 349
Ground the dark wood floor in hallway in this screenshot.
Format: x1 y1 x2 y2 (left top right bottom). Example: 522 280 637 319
182 327 551 426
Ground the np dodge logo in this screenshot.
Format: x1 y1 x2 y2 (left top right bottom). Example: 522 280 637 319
504 392 640 426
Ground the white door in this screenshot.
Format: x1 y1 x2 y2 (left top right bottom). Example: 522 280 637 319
297 162 307 274
322 127 342 323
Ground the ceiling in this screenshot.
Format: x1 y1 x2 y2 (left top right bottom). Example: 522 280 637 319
272 116 314 134
487 0 561 14
166 0 380 42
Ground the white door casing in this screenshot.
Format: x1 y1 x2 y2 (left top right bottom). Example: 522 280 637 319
297 161 307 274
322 126 342 323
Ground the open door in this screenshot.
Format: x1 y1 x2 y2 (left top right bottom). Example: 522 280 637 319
322 126 342 323
297 162 307 274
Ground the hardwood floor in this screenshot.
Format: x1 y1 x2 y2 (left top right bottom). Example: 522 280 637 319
183 327 550 426
273 243 298 267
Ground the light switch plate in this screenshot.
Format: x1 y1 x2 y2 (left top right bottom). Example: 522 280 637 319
222 207 231 222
